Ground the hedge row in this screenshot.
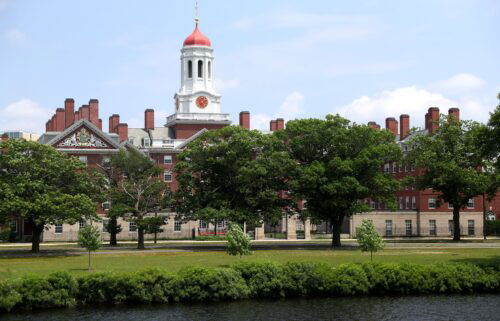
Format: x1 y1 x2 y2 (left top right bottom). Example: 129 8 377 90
1 262 500 312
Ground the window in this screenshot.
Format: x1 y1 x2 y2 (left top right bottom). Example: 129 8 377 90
468 220 475 236
78 156 88 164
411 165 415 172
188 60 193 78
429 220 437 236
79 220 86 229
467 198 475 209
102 201 110 211
199 220 207 229
405 220 412 236
10 220 17 233
385 220 393 237
164 171 172 182
198 60 203 78
448 220 454 235
55 224 63 234
405 196 410 209
384 163 390 173
102 219 109 233
370 200 376 209
448 202 454 209
208 61 212 79
405 185 409 191
217 220 225 229
399 197 404 210
404 165 409 172
174 220 182 232
129 222 137 232
399 164 403 173
143 138 151 147
164 155 173 164
129 137 135 145
411 196 416 209
428 198 437 209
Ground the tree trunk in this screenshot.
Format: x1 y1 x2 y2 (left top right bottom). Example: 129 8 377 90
331 216 344 248
214 220 218 236
109 217 118 246
138 226 145 249
88 250 91 271
453 205 461 241
31 223 44 253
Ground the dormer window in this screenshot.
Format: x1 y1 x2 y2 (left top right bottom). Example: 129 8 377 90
143 138 151 147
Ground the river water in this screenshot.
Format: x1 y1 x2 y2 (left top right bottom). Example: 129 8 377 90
3 295 500 321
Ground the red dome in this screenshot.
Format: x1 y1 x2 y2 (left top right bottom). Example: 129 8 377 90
183 24 211 47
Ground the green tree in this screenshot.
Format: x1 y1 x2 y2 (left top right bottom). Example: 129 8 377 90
279 115 401 247
97 158 123 246
406 115 490 241
173 126 295 227
78 224 102 271
110 150 169 249
0 140 102 253
142 215 167 244
356 219 384 261
226 223 252 258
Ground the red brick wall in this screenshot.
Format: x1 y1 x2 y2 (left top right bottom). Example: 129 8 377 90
239 111 250 129
173 123 227 139
89 99 99 127
64 99 75 129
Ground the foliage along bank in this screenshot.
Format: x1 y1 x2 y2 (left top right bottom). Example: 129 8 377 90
1 262 500 312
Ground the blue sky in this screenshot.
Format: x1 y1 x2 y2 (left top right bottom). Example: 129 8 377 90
0 0 499 134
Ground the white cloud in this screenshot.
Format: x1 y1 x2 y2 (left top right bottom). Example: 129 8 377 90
4 28 28 47
337 86 456 127
252 91 305 130
214 78 240 92
0 99 52 134
435 73 486 92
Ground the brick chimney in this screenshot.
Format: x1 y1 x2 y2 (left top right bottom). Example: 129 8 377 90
109 114 120 133
89 99 99 126
64 99 75 129
276 118 285 130
56 108 66 132
51 115 57 132
399 114 410 140
270 120 277 132
368 121 380 130
80 105 90 121
98 119 103 130
117 123 128 142
448 108 460 122
239 111 250 130
1 133 8 142
385 117 398 136
145 109 155 130
427 107 440 134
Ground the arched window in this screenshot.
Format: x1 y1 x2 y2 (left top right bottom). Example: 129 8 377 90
187 60 193 78
198 60 203 78
208 61 212 79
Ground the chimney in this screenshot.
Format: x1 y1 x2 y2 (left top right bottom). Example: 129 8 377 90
145 109 155 130
399 114 410 140
368 121 380 130
117 123 128 142
45 121 50 132
270 120 277 132
64 99 75 129
51 115 57 132
276 118 285 130
385 117 398 136
239 111 250 130
109 114 120 133
448 108 460 122
56 108 66 132
1 133 8 142
98 119 103 130
89 99 99 126
428 107 439 134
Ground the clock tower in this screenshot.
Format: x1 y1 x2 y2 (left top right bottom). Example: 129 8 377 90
166 15 230 138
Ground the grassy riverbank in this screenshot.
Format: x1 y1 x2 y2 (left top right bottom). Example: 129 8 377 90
1 248 499 280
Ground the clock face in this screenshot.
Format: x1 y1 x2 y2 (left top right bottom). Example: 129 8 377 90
196 96 209 109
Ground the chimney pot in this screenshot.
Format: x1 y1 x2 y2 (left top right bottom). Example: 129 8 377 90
239 111 250 130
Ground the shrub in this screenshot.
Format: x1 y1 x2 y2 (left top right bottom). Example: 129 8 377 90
0 280 21 312
233 261 286 298
17 272 78 309
485 220 500 236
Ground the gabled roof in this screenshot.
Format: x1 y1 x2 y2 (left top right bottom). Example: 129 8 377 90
45 119 123 150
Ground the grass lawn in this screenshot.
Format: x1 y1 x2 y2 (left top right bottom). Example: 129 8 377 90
0 247 499 280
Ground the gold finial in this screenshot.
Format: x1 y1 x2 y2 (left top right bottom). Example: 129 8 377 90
195 0 199 25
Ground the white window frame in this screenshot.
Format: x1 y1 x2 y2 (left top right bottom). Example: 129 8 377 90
405 196 410 209
102 201 111 211
79 220 86 229
164 171 172 182
217 220 226 229
78 156 88 165
405 220 412 236
468 220 475 236
102 219 109 233
429 220 437 236
129 222 137 232
399 197 404 210
174 220 182 232
467 198 475 209
385 220 393 237
428 198 437 209
384 163 390 173
10 220 18 233
102 156 111 166
55 224 63 234
411 196 416 209
199 220 207 229
143 138 151 147
164 155 173 164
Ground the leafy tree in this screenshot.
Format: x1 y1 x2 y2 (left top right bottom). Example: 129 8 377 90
0 140 102 253
142 215 167 244
173 126 295 227
226 223 252 258
196 207 230 235
78 224 102 271
110 150 170 249
406 115 490 241
279 115 401 247
356 219 384 261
